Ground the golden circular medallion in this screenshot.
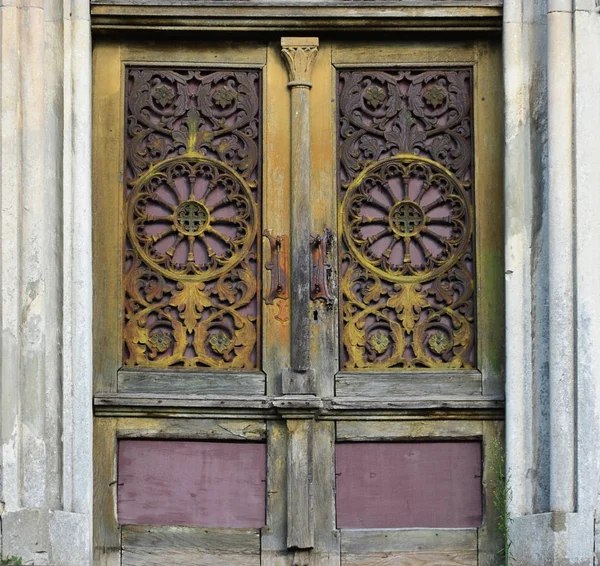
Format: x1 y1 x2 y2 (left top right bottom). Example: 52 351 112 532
341 154 472 283
127 155 257 282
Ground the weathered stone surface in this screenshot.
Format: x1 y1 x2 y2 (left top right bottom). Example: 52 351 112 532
0 0 92 561
504 0 600 563
1 510 89 566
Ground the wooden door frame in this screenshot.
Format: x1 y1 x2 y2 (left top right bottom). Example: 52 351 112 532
92 5 504 565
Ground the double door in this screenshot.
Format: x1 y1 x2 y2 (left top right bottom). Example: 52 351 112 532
93 35 504 565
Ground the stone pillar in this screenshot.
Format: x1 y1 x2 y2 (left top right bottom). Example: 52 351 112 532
504 0 600 563
0 0 93 562
504 0 550 522
573 0 600 562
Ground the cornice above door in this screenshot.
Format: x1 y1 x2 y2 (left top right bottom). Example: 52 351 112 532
91 0 503 33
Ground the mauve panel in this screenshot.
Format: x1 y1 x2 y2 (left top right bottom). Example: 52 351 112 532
118 440 266 527
336 441 482 529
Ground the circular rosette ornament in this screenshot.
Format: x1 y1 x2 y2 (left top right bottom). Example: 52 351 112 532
341 154 472 283
127 155 257 282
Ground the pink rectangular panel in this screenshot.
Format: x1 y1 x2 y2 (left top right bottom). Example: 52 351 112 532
118 440 266 527
336 441 482 529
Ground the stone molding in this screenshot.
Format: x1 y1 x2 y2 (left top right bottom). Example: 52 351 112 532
504 0 600 563
0 0 93 562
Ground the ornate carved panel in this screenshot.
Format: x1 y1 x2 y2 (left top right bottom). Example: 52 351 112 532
123 67 261 369
338 68 475 370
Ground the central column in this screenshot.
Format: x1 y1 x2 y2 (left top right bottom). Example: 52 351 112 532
281 37 319 394
278 37 320 557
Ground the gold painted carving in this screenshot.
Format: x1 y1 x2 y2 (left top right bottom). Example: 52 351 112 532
339 69 475 370
123 68 261 369
280 37 319 88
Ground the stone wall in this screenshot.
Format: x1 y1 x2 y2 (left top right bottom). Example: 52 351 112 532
0 0 93 562
505 0 600 564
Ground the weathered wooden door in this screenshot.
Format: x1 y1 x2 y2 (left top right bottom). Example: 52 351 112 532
93 36 503 566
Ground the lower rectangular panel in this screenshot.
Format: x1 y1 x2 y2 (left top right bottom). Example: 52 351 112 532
121 525 260 566
341 529 477 566
118 439 266 527
336 441 482 529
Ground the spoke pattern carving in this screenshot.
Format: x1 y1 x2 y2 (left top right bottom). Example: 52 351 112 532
123 67 261 369
338 69 475 370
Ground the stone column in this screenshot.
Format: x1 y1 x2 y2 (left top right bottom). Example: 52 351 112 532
573 0 600 562
504 0 550 522
0 0 93 562
504 0 600 563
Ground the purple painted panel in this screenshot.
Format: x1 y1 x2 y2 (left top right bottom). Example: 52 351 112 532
336 441 482 529
118 440 266 527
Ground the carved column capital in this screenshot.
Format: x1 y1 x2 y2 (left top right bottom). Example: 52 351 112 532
280 37 319 88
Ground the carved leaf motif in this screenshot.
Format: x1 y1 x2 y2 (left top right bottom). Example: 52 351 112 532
362 276 385 304
170 282 213 333
343 315 368 369
384 107 427 154
215 274 238 304
338 69 472 187
386 283 429 333
231 314 256 369
123 67 261 369
339 68 475 370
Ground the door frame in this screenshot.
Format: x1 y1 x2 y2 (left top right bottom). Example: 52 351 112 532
91 7 505 566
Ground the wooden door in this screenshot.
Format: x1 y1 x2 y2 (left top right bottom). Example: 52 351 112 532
93 35 503 566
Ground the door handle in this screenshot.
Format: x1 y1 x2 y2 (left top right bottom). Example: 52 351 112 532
264 229 289 322
310 228 334 307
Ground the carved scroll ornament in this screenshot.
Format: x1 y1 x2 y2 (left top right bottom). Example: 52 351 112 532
123 68 261 369
338 69 475 370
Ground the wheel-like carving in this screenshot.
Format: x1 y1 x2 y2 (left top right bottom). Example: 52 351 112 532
127 155 257 283
341 154 472 284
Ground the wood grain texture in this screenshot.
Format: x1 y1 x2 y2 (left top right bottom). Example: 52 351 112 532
118 440 266 527
312 420 341 564
335 371 482 397
342 550 477 566
121 525 260 566
118 369 266 395
93 1 503 5
282 37 318 377
309 41 338 400
341 529 477 566
262 421 295 566
477 421 504 565
336 442 482 529
263 41 292 397
286 419 314 549
93 418 119 566
93 40 122 395
336 420 482 442
116 417 266 440
473 40 504 397
327 397 504 412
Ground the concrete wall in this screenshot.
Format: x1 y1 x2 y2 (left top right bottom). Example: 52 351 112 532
505 0 600 563
0 0 93 562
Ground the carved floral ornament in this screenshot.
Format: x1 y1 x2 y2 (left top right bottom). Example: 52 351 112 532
338 69 476 370
280 37 319 88
123 68 261 369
